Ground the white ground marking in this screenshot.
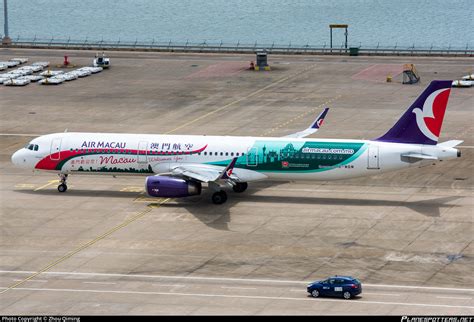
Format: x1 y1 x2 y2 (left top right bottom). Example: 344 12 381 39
1 286 473 310
436 296 472 300
1 270 473 293
362 292 401 297
12 279 47 283
151 284 185 288
83 282 117 285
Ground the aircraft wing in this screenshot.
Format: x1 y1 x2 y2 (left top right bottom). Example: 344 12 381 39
165 157 268 183
283 107 329 138
170 158 240 183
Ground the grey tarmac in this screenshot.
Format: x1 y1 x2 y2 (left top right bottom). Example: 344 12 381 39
0 48 472 315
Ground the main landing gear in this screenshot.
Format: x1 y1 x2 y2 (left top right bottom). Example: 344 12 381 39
210 182 248 205
57 174 68 192
211 190 227 205
232 182 248 193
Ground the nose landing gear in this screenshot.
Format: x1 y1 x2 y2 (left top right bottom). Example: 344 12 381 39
57 174 68 192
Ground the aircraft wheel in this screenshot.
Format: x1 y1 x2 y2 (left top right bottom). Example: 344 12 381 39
232 182 248 193
212 191 227 204
58 184 68 193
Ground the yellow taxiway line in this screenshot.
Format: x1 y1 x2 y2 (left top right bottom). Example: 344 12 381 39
4 62 321 295
0 198 170 295
165 64 318 134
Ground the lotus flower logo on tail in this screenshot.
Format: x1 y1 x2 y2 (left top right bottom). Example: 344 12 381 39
376 80 452 145
412 88 450 142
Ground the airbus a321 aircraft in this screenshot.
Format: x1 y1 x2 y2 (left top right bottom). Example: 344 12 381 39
12 80 462 204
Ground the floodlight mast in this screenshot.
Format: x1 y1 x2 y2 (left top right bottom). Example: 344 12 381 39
2 0 11 45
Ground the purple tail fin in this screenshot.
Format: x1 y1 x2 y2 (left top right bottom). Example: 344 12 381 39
376 80 452 145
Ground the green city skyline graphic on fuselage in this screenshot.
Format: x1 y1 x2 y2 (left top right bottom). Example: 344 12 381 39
64 141 366 174
209 141 366 173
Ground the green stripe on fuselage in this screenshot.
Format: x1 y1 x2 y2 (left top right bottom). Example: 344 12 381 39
208 141 366 173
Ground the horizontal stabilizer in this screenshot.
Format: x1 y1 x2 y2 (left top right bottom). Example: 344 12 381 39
437 140 463 148
401 153 438 160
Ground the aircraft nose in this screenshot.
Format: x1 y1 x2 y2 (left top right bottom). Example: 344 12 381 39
11 149 27 167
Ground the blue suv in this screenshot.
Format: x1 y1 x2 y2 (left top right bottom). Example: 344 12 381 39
307 276 362 299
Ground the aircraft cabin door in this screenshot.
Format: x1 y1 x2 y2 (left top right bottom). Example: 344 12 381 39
247 147 258 167
50 138 62 160
137 141 148 163
367 145 380 169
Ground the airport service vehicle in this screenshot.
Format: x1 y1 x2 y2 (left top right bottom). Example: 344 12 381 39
93 53 110 69
32 61 50 68
38 77 64 85
12 81 462 204
23 75 45 82
3 77 31 86
307 276 362 299
71 68 92 77
11 57 28 64
452 80 473 88
40 70 64 77
0 60 20 67
57 72 79 81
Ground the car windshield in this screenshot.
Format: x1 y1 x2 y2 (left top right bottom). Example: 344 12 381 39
352 278 361 284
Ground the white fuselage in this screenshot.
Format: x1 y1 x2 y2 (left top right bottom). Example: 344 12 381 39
11 132 460 182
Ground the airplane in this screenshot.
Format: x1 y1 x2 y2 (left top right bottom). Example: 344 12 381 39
12 80 462 204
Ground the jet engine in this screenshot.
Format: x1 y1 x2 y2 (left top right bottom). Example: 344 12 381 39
145 176 202 198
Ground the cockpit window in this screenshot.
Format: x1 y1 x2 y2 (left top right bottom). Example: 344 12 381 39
24 144 39 151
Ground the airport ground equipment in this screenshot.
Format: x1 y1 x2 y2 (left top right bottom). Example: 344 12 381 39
93 52 110 68
254 51 270 71
402 63 420 84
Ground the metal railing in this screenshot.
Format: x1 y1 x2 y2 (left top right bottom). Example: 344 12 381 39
5 36 473 56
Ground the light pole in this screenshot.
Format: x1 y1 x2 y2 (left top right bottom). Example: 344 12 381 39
2 0 11 45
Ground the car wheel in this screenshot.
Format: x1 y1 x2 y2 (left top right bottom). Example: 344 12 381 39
343 291 352 299
311 289 320 298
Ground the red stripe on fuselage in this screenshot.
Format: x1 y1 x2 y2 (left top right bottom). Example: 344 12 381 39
34 144 208 171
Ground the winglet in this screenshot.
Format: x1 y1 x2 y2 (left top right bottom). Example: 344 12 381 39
283 107 330 138
219 157 238 180
310 107 329 129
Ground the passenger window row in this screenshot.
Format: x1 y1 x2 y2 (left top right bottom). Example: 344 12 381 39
199 152 245 157
68 148 246 157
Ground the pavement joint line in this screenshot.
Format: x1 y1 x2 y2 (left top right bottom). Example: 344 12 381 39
1 286 473 310
165 64 318 135
0 198 170 295
0 133 41 137
1 270 473 293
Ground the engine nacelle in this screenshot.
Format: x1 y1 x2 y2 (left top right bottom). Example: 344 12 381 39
145 176 202 198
